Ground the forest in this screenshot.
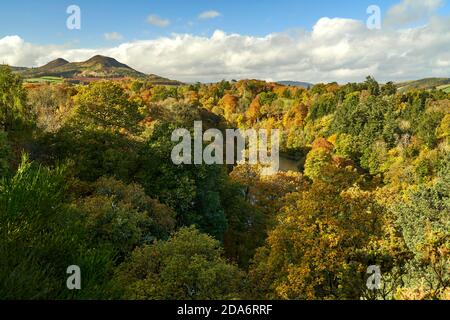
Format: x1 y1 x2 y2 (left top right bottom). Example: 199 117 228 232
0 65 448 300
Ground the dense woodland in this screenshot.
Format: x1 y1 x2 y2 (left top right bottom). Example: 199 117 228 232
0 65 449 300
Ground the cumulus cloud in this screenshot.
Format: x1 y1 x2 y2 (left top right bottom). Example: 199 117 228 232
385 0 443 26
147 14 170 27
198 10 221 20
0 35 59 67
2 13 450 83
104 32 124 41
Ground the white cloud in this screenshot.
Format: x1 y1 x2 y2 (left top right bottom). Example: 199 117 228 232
385 0 443 26
2 11 450 84
198 10 221 20
104 32 124 41
147 14 170 27
0 35 58 67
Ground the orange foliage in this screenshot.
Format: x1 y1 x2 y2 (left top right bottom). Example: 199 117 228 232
311 137 334 152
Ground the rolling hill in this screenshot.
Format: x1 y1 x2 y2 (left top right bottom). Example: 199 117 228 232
396 78 450 91
11 55 181 85
276 80 314 89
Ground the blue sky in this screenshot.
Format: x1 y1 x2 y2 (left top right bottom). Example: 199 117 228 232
1 0 450 83
2 0 447 47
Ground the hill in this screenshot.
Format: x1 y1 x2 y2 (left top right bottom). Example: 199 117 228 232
13 55 181 85
276 80 313 89
396 77 450 91
9 66 29 72
40 58 70 70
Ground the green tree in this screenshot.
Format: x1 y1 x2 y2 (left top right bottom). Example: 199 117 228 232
415 112 444 148
75 177 176 258
114 227 244 300
334 133 360 161
72 81 143 134
382 82 397 96
77 178 175 259
309 92 337 120
0 131 11 177
0 155 115 299
393 171 449 299
0 66 32 133
137 122 229 241
365 76 380 96
44 126 142 182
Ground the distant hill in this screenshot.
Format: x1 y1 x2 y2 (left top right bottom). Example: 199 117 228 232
396 78 450 92
11 55 181 85
9 66 29 72
276 81 314 89
40 58 70 70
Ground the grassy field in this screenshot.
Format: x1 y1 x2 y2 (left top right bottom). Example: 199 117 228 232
437 84 450 93
25 76 64 84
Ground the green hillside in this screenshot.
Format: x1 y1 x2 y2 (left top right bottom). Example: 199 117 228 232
397 77 450 91
20 55 146 79
437 84 450 93
12 55 181 85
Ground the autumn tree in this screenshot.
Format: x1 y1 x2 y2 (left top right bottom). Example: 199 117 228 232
114 227 244 300
246 96 262 124
249 181 387 300
27 83 74 132
226 165 307 266
72 81 143 134
75 177 176 258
